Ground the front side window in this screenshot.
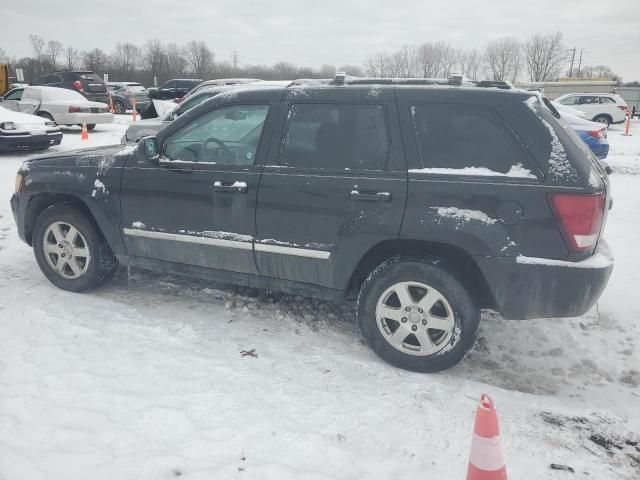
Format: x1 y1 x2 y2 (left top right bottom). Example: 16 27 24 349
558 96 578 106
163 104 269 165
279 103 389 170
411 104 533 176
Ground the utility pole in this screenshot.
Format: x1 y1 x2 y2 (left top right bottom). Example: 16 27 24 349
568 47 576 78
232 51 238 74
576 49 583 78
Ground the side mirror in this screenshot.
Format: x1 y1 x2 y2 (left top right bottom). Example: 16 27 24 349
138 136 159 164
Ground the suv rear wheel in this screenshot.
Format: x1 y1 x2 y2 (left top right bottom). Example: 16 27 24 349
593 114 612 125
32 204 118 292
113 101 126 114
357 257 479 372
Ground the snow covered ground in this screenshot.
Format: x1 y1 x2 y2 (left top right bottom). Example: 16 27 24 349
1 118 639 479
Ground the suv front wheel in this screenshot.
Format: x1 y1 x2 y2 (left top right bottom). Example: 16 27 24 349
357 257 479 373
32 204 118 292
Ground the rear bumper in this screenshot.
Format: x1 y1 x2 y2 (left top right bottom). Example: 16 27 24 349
56 113 114 125
476 241 614 320
0 132 63 152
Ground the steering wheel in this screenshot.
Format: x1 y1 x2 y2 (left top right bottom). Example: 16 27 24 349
203 137 235 163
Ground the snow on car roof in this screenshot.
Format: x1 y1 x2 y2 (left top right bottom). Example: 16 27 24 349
31 86 87 102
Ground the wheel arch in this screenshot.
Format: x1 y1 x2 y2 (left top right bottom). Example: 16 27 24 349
24 193 102 246
345 239 496 309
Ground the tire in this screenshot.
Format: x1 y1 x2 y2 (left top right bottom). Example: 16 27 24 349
113 101 126 114
593 114 612 126
32 204 118 293
356 256 480 373
36 112 54 122
86 124 96 131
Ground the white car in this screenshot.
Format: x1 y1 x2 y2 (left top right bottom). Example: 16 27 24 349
0 106 62 152
3 86 113 130
554 93 628 126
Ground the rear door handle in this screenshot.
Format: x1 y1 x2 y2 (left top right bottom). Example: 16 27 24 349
349 189 392 202
213 180 248 193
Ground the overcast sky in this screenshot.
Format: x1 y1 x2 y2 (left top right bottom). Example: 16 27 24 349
2 0 639 81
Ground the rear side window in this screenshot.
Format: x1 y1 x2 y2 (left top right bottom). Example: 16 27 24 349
279 103 390 171
410 104 533 176
577 96 599 105
599 97 615 104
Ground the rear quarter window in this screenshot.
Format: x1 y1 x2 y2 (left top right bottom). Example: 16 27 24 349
410 104 537 179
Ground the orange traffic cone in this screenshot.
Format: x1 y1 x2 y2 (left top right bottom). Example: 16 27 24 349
108 94 115 114
81 120 89 141
466 394 507 480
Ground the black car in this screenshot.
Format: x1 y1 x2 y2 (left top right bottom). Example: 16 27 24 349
10 76 614 373
147 79 203 100
31 71 109 104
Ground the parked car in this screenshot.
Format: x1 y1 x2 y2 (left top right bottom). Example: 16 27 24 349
183 78 261 100
106 82 150 114
1 87 25 111
123 82 288 143
4 86 112 130
31 71 109 104
0 105 62 152
555 93 628 125
10 78 613 373
554 101 609 160
147 79 202 101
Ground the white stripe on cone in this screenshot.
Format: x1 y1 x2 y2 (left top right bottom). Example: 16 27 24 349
468 433 505 471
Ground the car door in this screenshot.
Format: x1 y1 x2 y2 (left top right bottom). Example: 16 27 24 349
254 88 408 290
1 88 24 111
18 88 41 114
120 100 275 274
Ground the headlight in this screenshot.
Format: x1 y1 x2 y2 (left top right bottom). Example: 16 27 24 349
45 121 58 127
1 122 16 130
15 174 24 193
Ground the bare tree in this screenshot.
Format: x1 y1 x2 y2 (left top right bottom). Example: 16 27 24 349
82 48 109 74
46 40 63 70
29 34 45 59
185 40 213 78
524 32 566 82
484 37 521 82
64 46 79 70
112 42 141 78
414 41 454 78
338 64 363 77
143 39 167 83
165 43 188 78
0 48 8 62
458 49 484 80
365 52 391 77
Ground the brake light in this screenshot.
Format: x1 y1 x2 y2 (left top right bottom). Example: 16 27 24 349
68 106 81 113
548 193 605 253
588 130 603 139
174 97 182 104
72 80 84 92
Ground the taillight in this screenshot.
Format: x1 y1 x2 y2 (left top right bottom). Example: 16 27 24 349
588 130 603 139
68 106 81 113
548 193 606 253
174 97 182 104
617 105 628 111
72 80 84 92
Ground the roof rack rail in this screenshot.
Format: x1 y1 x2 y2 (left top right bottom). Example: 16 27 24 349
472 80 513 89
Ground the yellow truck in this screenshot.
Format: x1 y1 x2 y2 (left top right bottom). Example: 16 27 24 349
0 63 11 96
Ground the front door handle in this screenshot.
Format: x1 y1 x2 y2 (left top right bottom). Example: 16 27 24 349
213 180 248 193
349 189 392 202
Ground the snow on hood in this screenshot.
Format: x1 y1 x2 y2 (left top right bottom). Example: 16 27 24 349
0 106 48 125
153 100 178 118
